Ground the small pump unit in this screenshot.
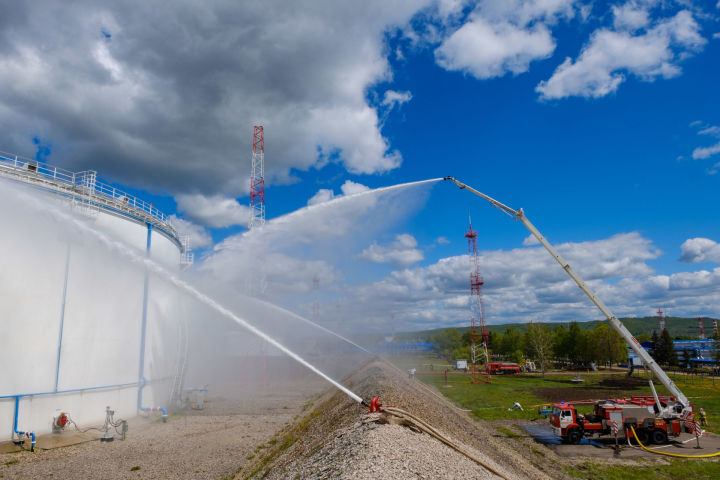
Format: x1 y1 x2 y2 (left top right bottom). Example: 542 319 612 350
52 412 68 433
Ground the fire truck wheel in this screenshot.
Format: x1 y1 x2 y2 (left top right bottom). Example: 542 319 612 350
567 428 582 445
635 428 650 445
651 429 668 445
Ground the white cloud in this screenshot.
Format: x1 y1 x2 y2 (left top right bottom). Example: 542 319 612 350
714 32 720 39
436 19 556 78
679 238 720 263
307 189 336 206
699 125 720 137
337 232 675 330
611 1 651 31
382 90 413 108
434 0 575 79
168 214 213 249
307 180 370 206
537 10 706 99
340 180 371 196
436 236 450 245
0 1 436 198
356 233 424 268
693 142 720 160
522 234 540 246
175 193 252 228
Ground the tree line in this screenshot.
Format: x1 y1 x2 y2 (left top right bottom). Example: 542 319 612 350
431 321 627 375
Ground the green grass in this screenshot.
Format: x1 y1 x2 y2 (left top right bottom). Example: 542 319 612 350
130 466 141 471
564 459 720 480
494 425 522 439
415 370 558 421
391 352 720 431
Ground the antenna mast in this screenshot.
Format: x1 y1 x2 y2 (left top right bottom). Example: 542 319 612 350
249 126 265 229
465 217 489 382
657 308 665 332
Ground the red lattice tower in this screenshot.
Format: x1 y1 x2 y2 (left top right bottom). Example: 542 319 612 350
465 218 489 381
698 317 705 339
249 126 265 229
657 308 665 332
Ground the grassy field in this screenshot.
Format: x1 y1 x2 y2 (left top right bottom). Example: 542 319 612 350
389 352 720 479
390 352 720 431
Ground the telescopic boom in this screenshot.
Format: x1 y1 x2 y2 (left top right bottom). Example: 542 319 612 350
444 177 690 411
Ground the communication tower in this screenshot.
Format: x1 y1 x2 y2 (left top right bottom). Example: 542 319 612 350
249 126 265 229
657 308 665 332
698 317 705 339
248 126 267 299
465 217 489 382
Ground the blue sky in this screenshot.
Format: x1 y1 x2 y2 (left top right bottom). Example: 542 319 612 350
2 0 719 331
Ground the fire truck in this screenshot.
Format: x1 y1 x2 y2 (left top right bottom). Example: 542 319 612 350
446 178 694 443
550 396 691 444
486 362 520 375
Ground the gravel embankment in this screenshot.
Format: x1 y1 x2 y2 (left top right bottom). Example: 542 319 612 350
246 360 556 480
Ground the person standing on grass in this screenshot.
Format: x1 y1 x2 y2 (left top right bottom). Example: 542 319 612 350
699 408 708 427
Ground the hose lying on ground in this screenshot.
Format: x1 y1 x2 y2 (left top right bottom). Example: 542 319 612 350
629 426 720 458
382 406 511 480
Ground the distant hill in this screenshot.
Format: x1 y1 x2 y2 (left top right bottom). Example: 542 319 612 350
395 316 718 342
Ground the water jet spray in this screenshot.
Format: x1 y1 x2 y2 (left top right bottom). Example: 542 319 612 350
23 193 366 406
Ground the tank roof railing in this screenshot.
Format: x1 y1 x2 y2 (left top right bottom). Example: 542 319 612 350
0 150 180 245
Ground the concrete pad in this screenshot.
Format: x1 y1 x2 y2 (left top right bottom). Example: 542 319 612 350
0 432 98 453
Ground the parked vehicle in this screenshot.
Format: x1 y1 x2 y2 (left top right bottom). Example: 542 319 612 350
550 396 692 444
486 362 520 375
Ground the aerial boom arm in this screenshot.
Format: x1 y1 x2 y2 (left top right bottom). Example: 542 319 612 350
444 177 689 408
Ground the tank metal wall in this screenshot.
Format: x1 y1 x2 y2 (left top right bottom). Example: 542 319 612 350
0 184 185 442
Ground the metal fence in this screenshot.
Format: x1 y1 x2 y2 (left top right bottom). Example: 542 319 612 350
0 150 181 244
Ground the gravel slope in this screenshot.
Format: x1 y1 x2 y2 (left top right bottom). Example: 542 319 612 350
242 359 556 480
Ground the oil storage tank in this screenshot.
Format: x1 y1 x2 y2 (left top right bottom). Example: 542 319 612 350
0 151 192 445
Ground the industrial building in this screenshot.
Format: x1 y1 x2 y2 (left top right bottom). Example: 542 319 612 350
627 339 719 367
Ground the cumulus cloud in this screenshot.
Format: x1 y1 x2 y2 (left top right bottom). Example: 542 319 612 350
436 236 450 245
307 180 370 206
522 234 540 246
175 193 252 228
356 234 424 268
611 1 651 31
0 0 435 199
679 238 720 263
435 0 575 79
382 90 413 108
168 214 213 249
693 143 720 160
690 123 720 161
537 9 706 99
336 232 675 330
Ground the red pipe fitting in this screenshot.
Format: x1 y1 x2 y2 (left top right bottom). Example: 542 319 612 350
368 397 383 413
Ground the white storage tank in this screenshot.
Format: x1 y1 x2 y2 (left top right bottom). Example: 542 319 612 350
0 152 192 445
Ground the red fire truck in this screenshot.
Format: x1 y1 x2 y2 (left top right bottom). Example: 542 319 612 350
550 396 692 444
486 362 521 375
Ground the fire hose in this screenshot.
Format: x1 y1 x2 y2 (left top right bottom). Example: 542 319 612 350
381 406 511 480
629 425 720 458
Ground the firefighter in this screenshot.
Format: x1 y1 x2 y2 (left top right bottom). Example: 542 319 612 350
699 408 708 427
